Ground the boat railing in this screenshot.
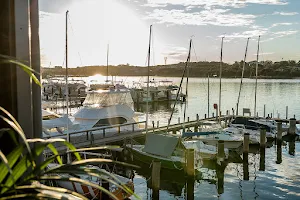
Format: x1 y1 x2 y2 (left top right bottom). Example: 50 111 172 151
43 121 147 145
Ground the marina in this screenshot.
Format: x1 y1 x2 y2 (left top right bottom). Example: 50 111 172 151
1 0 300 199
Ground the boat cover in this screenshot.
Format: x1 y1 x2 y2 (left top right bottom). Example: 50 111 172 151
143 134 179 158
182 131 221 138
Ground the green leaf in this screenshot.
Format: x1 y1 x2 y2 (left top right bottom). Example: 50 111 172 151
0 151 14 185
38 175 119 200
0 111 34 167
14 183 88 200
0 55 41 87
46 144 62 165
0 146 23 183
68 145 120 153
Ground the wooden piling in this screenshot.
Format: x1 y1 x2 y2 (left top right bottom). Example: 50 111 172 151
157 121 159 128
178 117 180 124
264 104 266 118
286 106 288 119
277 122 282 142
260 129 266 148
188 117 190 122
243 133 249 180
289 118 296 135
259 129 266 171
204 114 207 119
217 140 225 164
186 149 195 177
151 161 161 199
194 125 198 132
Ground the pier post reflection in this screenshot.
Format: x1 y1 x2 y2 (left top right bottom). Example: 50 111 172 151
243 133 250 180
186 178 194 200
216 164 225 194
276 140 282 164
151 161 161 200
289 141 295 156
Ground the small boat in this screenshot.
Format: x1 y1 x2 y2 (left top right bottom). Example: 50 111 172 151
224 126 261 144
47 163 134 200
125 133 202 171
182 140 229 160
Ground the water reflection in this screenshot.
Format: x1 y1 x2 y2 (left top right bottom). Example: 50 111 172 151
289 141 295 156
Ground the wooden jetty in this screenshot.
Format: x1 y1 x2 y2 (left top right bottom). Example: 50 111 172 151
44 115 232 153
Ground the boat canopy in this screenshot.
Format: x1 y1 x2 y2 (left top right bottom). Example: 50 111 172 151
182 131 221 138
83 90 133 109
43 115 73 129
73 104 134 120
143 134 180 157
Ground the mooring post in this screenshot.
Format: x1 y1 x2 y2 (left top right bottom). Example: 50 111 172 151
294 114 296 119
243 133 249 180
259 129 266 171
264 104 266 118
178 117 180 124
217 140 225 165
271 113 273 118
226 110 229 116
212 113 215 118
188 117 190 122
277 122 282 142
286 106 288 119
151 161 161 199
204 114 207 119
186 149 195 177
289 118 296 135
157 121 159 128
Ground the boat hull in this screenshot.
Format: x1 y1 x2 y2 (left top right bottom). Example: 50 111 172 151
200 139 243 149
125 146 186 171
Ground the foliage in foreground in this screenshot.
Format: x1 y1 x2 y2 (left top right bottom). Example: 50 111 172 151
0 55 139 199
0 106 138 199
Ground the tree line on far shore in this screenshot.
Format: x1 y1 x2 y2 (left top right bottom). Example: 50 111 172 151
42 60 300 79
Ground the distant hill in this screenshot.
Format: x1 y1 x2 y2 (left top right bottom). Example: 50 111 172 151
42 60 300 79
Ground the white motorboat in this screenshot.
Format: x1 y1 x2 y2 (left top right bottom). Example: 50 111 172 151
224 126 261 144
42 89 140 138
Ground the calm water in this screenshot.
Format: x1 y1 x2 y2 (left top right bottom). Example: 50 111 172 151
54 76 300 199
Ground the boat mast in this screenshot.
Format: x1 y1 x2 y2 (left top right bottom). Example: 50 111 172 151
146 25 152 133
219 37 224 121
106 43 109 83
236 37 250 116
65 10 70 163
254 36 260 118
208 74 210 118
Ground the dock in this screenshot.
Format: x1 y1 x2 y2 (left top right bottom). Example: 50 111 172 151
44 115 232 153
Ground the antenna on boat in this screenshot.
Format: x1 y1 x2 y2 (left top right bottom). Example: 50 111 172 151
254 36 260 118
146 25 152 133
236 37 250 116
65 10 70 163
106 43 109 83
219 36 224 123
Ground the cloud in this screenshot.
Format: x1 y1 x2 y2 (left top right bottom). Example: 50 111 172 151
223 29 268 39
271 22 293 27
146 8 256 27
161 45 189 61
261 30 298 42
272 11 298 16
144 0 289 8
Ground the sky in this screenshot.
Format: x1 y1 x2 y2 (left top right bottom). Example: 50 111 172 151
39 0 300 67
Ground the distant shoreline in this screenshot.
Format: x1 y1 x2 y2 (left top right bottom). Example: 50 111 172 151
42 61 300 79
